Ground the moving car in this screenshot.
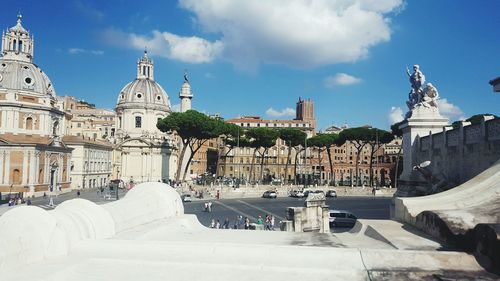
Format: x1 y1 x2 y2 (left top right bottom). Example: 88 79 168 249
262 191 277 199
290 190 305 198
181 194 192 202
304 190 324 197
328 210 357 227
326 190 337 198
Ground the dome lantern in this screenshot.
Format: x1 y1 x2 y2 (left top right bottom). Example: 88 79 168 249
136 49 154 80
1 14 34 63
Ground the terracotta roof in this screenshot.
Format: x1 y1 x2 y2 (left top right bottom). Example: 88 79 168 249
63 135 113 148
0 133 51 145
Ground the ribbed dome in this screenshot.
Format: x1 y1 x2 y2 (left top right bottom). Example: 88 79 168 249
0 59 56 97
116 79 170 111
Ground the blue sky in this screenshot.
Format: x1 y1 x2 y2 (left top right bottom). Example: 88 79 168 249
2 0 499 130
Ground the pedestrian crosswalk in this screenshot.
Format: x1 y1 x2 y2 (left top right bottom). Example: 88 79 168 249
36 204 57 210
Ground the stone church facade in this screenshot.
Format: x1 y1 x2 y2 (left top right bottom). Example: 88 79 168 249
0 15 72 195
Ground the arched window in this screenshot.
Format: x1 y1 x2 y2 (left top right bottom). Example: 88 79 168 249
142 66 146 76
26 117 33 130
135 116 142 128
19 40 23 52
13 39 17 51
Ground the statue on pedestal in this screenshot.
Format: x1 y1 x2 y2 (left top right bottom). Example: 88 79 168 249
405 65 440 117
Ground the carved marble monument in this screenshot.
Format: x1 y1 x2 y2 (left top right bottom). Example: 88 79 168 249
396 65 449 197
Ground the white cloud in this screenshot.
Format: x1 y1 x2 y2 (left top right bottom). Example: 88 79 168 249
204 72 215 79
68 48 104 55
74 0 104 21
178 0 403 68
437 99 465 121
101 29 223 64
388 106 404 124
324 73 362 88
171 104 181 112
266 107 296 118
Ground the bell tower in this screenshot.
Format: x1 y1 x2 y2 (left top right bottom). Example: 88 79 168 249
137 49 154 80
1 14 34 62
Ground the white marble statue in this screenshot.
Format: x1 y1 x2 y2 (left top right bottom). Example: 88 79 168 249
406 64 426 110
421 83 439 108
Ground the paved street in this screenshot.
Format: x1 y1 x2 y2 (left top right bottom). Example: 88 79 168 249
0 188 128 213
183 196 391 229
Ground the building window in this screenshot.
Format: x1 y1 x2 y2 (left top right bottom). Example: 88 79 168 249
12 169 21 184
135 116 142 128
26 117 33 130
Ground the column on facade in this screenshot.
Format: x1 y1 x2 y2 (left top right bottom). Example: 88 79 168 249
4 151 10 184
29 150 36 184
21 150 29 185
66 154 71 183
34 152 40 184
122 151 127 180
45 153 50 184
0 151 4 184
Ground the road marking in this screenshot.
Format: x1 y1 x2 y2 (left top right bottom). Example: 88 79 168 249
213 200 257 221
36 204 56 210
236 200 285 221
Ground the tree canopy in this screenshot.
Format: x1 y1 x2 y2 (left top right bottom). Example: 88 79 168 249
451 113 498 129
278 128 307 147
157 110 228 182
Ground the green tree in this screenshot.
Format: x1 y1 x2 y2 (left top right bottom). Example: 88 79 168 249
215 124 246 177
365 128 394 186
308 134 327 185
157 110 227 182
451 113 499 129
246 128 279 182
308 133 344 186
338 127 373 186
279 129 307 184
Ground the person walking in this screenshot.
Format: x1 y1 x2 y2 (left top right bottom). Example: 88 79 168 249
204 202 208 212
237 215 244 229
77 190 81 197
208 201 212 212
210 219 215 228
215 219 221 229
244 217 250 230
257 215 264 225
223 217 230 229
270 215 275 231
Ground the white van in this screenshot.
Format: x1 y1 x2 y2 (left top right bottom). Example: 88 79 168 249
328 210 357 227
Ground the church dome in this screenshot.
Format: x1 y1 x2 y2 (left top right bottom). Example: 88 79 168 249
0 14 55 97
116 51 170 111
0 59 56 97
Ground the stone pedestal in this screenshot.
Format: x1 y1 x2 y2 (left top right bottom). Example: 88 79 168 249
397 106 448 197
286 193 330 233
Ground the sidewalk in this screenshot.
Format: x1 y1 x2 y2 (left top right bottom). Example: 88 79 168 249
185 184 396 199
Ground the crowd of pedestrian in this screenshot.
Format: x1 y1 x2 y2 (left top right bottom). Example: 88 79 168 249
6 196 31 206
209 214 275 231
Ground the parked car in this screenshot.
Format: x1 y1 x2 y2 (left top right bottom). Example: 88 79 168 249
328 210 357 227
262 191 277 199
181 194 192 202
326 190 337 198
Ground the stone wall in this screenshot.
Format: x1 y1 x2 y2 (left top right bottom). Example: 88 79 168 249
413 116 500 188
